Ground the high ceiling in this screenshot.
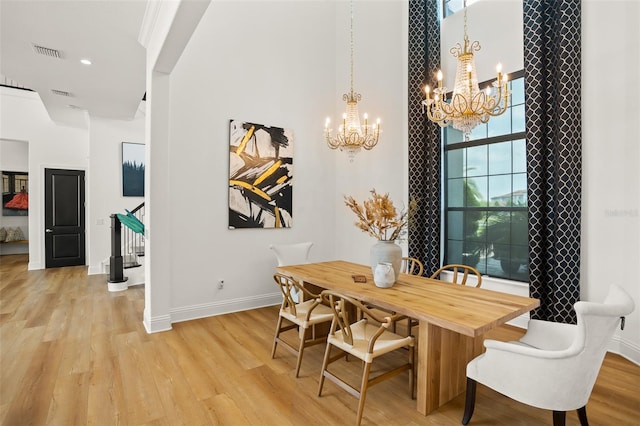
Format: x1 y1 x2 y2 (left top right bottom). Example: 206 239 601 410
0 0 148 127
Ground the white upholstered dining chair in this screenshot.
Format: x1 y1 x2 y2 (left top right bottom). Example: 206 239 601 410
462 284 635 426
270 241 313 303
269 241 313 267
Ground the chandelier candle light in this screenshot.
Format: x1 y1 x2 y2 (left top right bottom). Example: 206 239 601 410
422 3 509 138
325 0 380 159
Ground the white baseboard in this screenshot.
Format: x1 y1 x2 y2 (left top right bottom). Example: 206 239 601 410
88 265 102 275
28 261 42 270
169 292 282 325
143 310 172 333
141 293 281 333
610 335 640 366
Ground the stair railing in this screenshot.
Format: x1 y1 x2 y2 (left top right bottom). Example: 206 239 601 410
123 202 145 268
108 202 145 284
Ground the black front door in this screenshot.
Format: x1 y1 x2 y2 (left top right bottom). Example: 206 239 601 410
45 168 86 268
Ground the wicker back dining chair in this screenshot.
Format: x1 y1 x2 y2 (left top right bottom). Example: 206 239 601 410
400 256 424 276
271 273 334 377
402 263 482 336
430 263 482 288
318 290 415 426
391 257 424 334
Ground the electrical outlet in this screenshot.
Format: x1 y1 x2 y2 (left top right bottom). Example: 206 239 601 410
218 279 224 289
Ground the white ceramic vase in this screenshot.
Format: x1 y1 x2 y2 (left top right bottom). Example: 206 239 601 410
370 240 402 284
374 262 395 288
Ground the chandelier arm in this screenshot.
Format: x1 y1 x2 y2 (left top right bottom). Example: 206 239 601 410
481 84 510 116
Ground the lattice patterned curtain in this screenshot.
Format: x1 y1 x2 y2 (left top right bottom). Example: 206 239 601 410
407 0 441 277
524 0 582 323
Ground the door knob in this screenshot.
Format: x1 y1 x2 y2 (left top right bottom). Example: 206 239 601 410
45 229 53 233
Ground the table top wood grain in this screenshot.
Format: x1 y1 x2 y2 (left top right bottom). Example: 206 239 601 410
277 260 540 337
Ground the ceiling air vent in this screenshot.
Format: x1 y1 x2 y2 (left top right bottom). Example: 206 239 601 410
51 89 72 97
32 44 62 59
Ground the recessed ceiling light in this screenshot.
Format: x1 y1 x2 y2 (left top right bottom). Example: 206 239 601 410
80 59 92 65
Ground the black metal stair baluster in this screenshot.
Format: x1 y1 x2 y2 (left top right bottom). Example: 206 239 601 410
108 214 127 284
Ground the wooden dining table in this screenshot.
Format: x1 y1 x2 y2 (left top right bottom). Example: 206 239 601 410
276 260 540 416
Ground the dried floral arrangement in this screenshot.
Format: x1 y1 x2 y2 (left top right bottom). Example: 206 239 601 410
344 189 417 241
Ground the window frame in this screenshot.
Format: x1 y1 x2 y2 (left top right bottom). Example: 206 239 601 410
442 70 527 282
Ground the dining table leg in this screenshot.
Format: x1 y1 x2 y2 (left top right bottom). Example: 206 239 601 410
416 320 484 415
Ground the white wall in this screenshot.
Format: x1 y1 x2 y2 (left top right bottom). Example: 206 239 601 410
141 0 408 329
0 139 29 255
332 0 408 265
87 112 145 274
441 0 524 81
0 87 89 269
581 0 640 362
158 0 340 322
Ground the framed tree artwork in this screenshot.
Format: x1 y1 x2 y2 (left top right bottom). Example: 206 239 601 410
228 119 293 229
122 142 145 197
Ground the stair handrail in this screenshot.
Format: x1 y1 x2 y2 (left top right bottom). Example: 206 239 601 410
129 201 145 215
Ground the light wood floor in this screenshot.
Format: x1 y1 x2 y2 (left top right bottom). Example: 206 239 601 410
1 254 639 425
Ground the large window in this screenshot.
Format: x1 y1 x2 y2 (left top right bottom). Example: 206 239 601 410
443 71 527 281
443 0 479 18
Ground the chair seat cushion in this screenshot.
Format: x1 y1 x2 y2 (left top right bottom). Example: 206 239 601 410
329 319 414 363
280 299 334 328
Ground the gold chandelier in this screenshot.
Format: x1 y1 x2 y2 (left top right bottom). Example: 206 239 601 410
422 3 509 138
325 0 380 159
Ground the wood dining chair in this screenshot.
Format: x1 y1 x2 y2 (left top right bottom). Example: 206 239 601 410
359 257 423 332
318 290 415 426
403 262 482 336
400 256 424 276
271 273 334 378
430 263 482 287
386 257 424 333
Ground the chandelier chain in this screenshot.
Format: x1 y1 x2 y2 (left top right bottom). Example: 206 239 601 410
350 0 354 95
324 0 381 160
463 1 468 46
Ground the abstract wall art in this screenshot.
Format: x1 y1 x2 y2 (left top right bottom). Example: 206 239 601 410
228 119 293 229
122 142 145 197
